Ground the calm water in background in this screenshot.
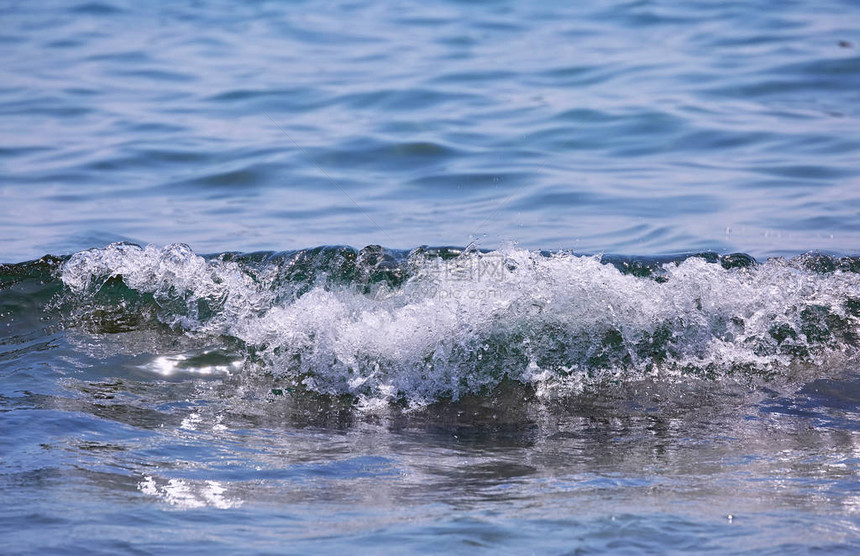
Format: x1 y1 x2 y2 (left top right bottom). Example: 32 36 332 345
1 0 860 259
2 1 860 554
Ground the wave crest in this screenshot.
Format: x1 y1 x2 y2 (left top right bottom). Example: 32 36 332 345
57 243 860 404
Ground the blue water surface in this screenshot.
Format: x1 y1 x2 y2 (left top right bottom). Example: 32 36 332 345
2 1 860 554
1 0 859 260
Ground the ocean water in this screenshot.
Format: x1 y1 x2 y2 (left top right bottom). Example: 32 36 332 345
2 0 860 554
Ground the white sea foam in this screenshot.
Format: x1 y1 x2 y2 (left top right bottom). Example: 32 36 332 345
62 243 860 404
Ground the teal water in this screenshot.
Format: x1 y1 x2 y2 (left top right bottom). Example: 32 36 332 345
2 1 860 554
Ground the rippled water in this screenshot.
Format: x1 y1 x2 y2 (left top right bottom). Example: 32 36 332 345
2 0 860 553
2 0 860 260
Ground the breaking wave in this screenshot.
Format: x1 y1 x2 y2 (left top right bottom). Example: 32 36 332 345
5 243 860 405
